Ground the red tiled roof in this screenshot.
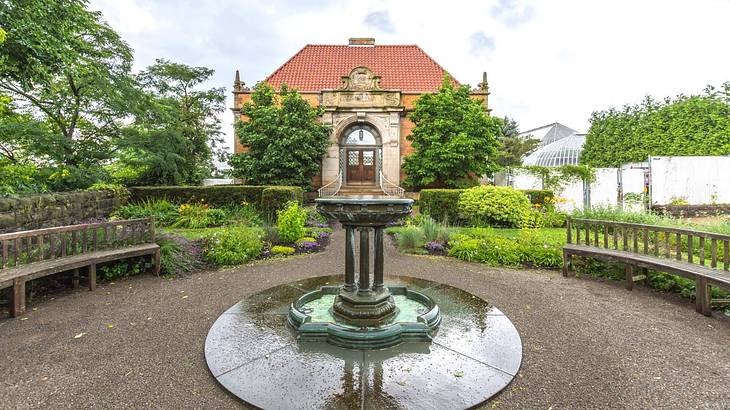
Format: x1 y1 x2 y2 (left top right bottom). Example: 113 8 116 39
264 45 459 92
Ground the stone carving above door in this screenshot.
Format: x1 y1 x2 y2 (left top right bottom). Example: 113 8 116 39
341 67 381 91
322 67 401 109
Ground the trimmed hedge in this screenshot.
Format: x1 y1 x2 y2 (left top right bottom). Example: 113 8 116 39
128 185 303 218
419 189 465 225
521 189 554 206
420 187 553 226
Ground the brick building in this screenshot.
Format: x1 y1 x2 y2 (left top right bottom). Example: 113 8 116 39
233 38 489 192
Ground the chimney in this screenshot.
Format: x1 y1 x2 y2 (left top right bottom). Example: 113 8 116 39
348 37 375 46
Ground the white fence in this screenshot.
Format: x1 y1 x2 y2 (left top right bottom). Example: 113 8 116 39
496 156 730 211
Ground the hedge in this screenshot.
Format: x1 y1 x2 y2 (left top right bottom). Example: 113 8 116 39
128 185 303 217
419 189 465 225
420 188 553 225
261 187 305 221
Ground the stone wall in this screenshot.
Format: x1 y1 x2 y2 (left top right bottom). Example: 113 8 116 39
0 190 121 233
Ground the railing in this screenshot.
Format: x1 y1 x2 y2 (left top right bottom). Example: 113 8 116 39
318 171 343 197
378 170 405 197
567 218 730 271
0 218 155 269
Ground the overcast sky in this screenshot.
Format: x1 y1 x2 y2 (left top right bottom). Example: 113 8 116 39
89 0 730 151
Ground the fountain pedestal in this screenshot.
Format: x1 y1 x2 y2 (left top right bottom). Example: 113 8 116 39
332 225 397 326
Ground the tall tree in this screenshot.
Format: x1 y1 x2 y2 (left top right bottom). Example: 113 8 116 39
403 77 502 189
229 82 331 188
117 60 226 185
494 116 540 167
582 83 730 167
0 0 134 189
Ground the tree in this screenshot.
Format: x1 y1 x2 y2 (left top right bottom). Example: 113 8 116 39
402 77 502 189
582 83 730 167
229 82 331 188
0 0 134 189
494 116 540 167
116 60 226 185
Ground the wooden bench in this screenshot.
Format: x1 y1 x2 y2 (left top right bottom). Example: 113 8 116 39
1 218 160 317
562 218 730 316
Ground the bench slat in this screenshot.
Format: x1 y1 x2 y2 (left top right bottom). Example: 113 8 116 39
0 244 160 290
563 244 730 288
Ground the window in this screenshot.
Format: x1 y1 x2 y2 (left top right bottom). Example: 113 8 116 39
343 126 377 145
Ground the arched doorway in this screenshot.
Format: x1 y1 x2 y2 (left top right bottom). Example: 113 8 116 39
340 124 381 185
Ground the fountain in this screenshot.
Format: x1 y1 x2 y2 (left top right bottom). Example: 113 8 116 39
205 196 523 409
288 196 440 349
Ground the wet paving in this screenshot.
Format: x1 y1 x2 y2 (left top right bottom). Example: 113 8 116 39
205 275 522 409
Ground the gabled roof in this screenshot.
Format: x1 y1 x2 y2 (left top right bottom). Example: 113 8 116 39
264 45 459 92
519 122 581 147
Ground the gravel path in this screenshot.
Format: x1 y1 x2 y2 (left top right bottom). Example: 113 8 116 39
1 228 728 409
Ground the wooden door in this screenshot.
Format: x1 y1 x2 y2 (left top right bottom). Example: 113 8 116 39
346 149 376 184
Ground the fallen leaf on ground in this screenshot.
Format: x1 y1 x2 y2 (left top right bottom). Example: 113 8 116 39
74 333 86 339
454 371 464 377
106 324 114 329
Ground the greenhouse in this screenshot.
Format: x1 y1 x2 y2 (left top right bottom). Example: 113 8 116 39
522 132 586 167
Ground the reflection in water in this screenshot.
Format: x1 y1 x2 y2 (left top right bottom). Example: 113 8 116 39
299 341 432 407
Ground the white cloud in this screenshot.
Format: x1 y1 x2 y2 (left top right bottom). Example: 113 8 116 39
89 0 730 154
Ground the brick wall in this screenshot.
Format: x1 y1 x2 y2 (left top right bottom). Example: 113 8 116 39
0 191 121 233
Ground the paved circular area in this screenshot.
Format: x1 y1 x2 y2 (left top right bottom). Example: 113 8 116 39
0 227 728 408
205 275 522 409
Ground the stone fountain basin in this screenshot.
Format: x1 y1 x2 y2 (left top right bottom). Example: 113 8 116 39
316 196 413 225
288 285 441 350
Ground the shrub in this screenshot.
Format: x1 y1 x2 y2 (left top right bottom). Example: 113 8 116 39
396 226 425 251
304 206 327 226
271 245 295 255
225 203 262 226
156 233 204 276
174 203 210 229
99 259 145 281
447 228 564 268
112 198 178 226
447 235 481 262
262 225 281 245
458 185 532 228
296 236 317 244
86 182 130 202
204 227 263 265
206 208 227 226
541 208 567 228
129 186 265 207
420 216 449 243
277 202 307 243
419 189 464 225
520 208 544 229
261 186 304 222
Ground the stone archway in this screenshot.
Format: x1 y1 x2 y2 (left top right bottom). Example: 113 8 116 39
339 123 382 185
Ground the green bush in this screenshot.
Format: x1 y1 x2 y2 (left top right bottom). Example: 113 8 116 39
419 189 464 225
296 236 317 244
419 216 449 243
458 185 531 228
396 226 426 251
156 234 204 277
277 202 307 243
224 203 262 226
128 185 302 216
99 258 145 281
447 228 563 268
271 245 295 255
112 198 179 226
261 186 304 221
129 186 265 207
204 227 263 265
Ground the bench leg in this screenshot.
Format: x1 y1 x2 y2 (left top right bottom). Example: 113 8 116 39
624 264 634 291
695 277 712 317
153 249 161 276
88 264 97 291
72 268 80 289
10 278 26 318
562 250 571 277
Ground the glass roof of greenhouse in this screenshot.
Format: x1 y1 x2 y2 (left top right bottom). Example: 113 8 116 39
522 133 586 167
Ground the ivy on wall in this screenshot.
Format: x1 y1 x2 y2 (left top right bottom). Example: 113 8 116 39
516 165 596 193
581 83 730 167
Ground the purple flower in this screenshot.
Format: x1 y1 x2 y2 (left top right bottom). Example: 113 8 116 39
318 231 330 240
425 241 445 253
315 222 329 228
297 241 319 253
